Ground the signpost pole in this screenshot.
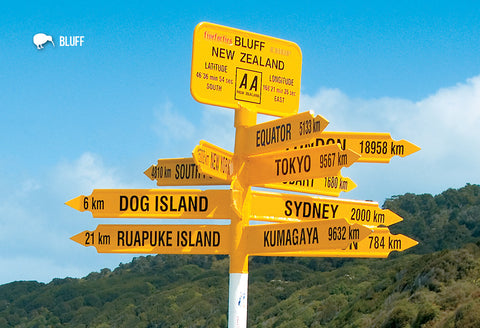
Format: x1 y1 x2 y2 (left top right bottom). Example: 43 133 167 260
228 105 256 328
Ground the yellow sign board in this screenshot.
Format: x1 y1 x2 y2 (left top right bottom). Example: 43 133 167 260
192 140 234 182
243 111 329 155
245 219 372 254
65 189 234 219
305 132 421 163
241 144 360 185
260 174 356 197
190 22 302 117
250 190 403 226
255 228 418 258
71 224 231 254
144 158 228 186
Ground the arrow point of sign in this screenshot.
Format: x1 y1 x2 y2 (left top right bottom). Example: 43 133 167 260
70 231 89 246
399 140 421 157
349 178 358 192
352 222 373 242
315 114 330 133
397 234 419 252
65 195 85 212
345 149 362 167
144 165 155 181
386 209 403 226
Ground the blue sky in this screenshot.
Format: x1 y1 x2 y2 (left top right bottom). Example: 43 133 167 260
1 1 479 284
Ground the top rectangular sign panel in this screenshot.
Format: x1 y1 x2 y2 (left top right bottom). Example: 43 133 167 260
191 22 302 117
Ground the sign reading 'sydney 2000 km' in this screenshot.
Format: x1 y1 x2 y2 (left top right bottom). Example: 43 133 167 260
191 22 302 117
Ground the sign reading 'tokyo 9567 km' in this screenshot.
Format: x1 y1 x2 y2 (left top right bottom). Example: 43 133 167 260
191 22 302 117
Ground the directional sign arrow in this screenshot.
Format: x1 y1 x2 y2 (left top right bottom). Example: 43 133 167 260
254 228 418 258
65 189 234 219
250 190 403 226
309 132 420 163
192 140 234 182
144 157 228 186
241 144 360 186
71 224 231 254
244 111 329 155
245 219 372 254
260 174 357 197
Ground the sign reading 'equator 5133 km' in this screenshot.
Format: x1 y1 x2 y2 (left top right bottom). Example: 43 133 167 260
243 111 329 155
191 22 302 117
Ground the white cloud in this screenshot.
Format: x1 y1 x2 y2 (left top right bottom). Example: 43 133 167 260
300 74 480 201
198 104 235 151
152 101 196 141
0 152 136 284
53 152 129 196
151 101 235 155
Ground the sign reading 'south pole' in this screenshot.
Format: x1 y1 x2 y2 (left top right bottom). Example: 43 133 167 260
65 189 234 219
144 158 228 186
191 22 302 117
71 224 231 255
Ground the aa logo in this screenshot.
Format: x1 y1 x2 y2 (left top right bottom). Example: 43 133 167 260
235 68 262 104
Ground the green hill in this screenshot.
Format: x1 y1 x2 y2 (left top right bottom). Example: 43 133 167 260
1 184 480 327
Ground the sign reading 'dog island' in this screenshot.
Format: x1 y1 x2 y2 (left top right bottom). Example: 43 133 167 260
191 22 302 117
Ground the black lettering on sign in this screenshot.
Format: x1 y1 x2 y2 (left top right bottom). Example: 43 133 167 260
234 36 265 51
315 138 346 150
264 227 319 247
155 196 208 212
211 46 235 60
175 163 202 180
275 155 311 176
255 123 292 147
119 196 150 211
284 200 338 219
117 230 173 247
235 68 262 104
177 230 221 247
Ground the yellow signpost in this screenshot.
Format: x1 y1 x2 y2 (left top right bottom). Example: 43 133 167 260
245 219 372 254
241 144 360 185
192 140 235 182
71 224 231 255
65 189 234 219
260 174 357 197
250 190 403 226
144 158 228 186
243 111 329 155
191 22 302 117
309 132 421 163
255 228 418 258
68 22 420 328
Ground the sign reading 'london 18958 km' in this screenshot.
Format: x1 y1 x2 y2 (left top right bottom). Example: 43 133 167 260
191 22 302 117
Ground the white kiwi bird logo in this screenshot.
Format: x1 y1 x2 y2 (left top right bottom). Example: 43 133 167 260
33 33 55 49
